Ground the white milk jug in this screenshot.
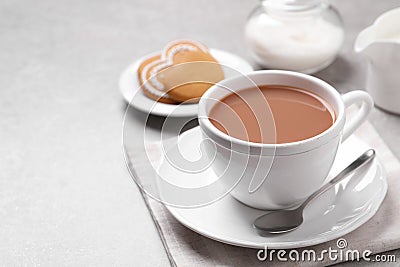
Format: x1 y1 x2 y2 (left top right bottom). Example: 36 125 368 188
355 7 400 114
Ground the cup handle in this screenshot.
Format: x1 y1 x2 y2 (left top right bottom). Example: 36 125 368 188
341 90 374 141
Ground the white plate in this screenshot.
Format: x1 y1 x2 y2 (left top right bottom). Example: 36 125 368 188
161 127 388 249
119 49 253 117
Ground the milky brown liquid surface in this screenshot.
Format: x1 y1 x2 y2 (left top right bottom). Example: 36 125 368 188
209 85 335 144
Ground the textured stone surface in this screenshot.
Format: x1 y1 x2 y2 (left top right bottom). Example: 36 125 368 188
1 0 399 265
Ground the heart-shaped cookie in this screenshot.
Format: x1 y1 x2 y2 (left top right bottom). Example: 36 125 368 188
137 54 178 104
139 40 224 103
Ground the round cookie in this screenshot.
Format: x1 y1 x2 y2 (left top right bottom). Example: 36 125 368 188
137 54 178 104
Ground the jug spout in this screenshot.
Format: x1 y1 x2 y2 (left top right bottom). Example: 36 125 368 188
355 7 400 56
354 27 375 55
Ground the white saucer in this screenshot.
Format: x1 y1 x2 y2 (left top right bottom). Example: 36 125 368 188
119 49 253 117
161 127 388 249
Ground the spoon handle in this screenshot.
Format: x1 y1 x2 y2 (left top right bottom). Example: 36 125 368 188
300 149 375 209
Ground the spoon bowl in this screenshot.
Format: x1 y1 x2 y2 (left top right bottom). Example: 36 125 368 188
255 209 304 234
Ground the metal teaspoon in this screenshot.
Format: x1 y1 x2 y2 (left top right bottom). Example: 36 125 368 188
254 149 376 234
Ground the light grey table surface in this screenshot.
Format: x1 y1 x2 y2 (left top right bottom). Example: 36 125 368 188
1 0 400 266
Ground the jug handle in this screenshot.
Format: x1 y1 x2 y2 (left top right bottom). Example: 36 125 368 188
341 90 374 141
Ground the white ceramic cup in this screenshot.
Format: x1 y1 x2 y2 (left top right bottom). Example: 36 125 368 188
198 70 373 210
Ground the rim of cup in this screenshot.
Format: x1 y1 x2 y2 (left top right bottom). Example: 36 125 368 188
198 70 345 149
